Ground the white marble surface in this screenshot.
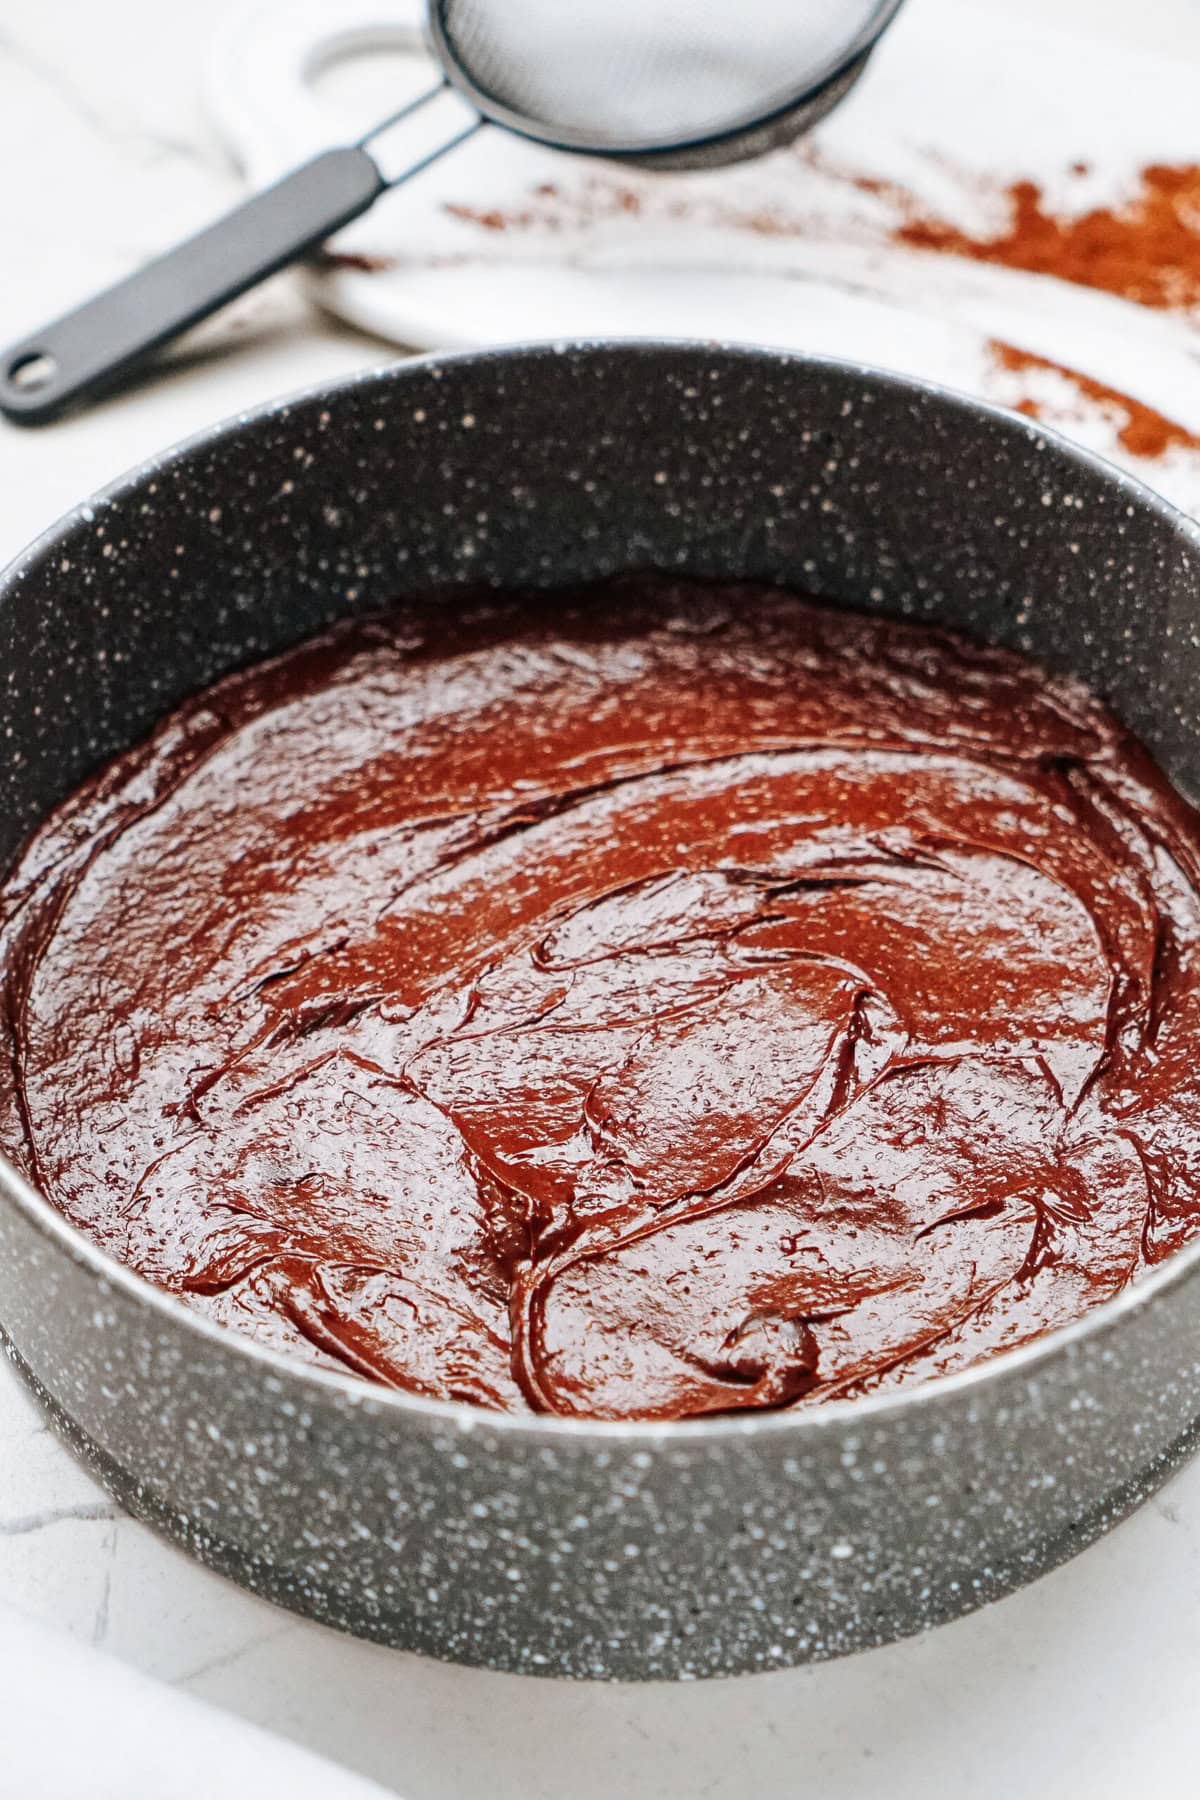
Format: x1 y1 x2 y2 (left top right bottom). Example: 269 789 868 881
4 3 1200 1796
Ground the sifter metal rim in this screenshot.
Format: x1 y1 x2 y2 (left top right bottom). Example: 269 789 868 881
425 0 910 162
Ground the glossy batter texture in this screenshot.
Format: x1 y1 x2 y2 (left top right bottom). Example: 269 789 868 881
4 576 1200 1421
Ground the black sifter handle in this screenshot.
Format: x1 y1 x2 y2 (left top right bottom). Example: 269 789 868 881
0 148 385 426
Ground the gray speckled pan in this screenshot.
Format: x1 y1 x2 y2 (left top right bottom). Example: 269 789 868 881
2 342 1200 1681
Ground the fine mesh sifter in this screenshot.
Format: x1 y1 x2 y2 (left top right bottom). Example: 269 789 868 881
0 0 907 424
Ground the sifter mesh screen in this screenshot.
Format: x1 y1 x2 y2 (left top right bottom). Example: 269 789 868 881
435 0 902 153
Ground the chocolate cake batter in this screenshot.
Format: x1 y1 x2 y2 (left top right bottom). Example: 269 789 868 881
3 575 1200 1422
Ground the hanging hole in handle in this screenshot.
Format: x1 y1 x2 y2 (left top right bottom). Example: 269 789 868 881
7 351 58 395
304 25 435 120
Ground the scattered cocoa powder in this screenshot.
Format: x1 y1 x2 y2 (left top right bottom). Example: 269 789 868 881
439 153 1200 319
899 165 1200 312
990 341 1200 461
318 249 398 274
443 205 515 232
444 178 644 235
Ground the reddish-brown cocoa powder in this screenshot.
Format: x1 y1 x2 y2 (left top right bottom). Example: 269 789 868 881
898 165 1200 313
990 341 1200 460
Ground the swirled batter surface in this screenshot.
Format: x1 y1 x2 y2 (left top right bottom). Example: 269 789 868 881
4 576 1200 1420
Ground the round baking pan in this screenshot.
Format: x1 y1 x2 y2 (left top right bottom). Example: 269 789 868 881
1 342 1200 1682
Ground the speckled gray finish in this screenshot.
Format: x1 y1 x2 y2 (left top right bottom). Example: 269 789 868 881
1 342 1200 1682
